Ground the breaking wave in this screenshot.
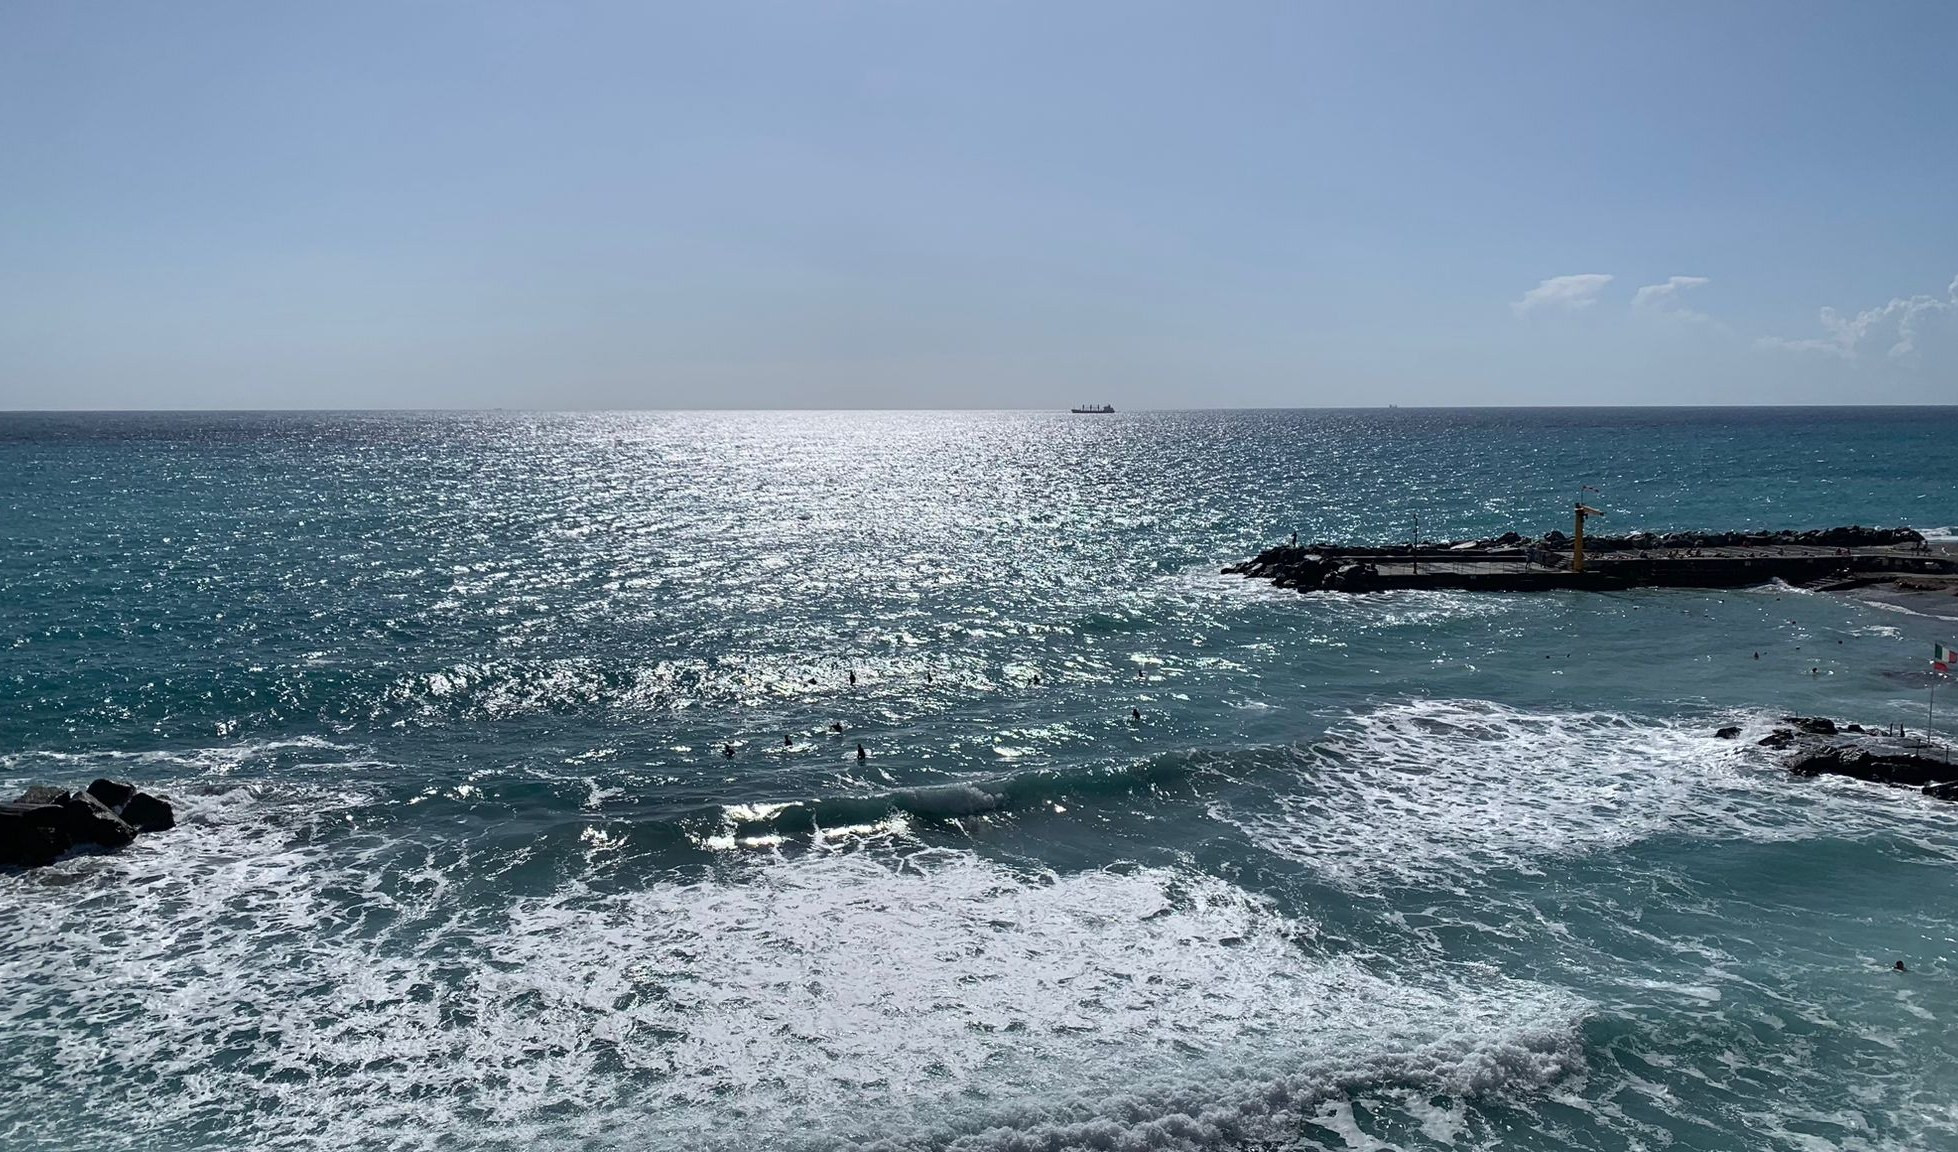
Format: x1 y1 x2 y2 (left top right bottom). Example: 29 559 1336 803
0 784 1589 1151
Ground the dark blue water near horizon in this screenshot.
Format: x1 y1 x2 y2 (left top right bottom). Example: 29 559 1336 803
4 407 1957 1151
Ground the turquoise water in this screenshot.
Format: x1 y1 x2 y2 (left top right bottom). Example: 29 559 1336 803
3 408 1957 1151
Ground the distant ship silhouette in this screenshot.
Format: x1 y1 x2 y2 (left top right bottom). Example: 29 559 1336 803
1070 403 1115 414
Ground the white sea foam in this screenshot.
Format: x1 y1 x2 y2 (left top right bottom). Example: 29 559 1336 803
0 789 1588 1151
1221 699 1799 889
0 734 360 778
1226 698 1958 886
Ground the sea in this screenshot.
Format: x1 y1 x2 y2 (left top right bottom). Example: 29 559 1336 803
3 407 1957 1152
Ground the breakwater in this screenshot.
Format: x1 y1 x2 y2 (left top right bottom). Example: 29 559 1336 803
1224 525 1958 594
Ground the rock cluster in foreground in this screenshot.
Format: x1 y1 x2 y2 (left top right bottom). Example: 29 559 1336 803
1734 718 1958 801
0 779 176 868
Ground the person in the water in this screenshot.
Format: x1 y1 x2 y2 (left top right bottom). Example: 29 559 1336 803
848 670 856 686
1131 707 1141 720
856 743 867 761
1894 960 1909 972
722 743 734 758
830 721 843 733
783 734 793 747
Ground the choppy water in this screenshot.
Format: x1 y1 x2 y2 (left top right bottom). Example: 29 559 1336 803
3 408 1957 1152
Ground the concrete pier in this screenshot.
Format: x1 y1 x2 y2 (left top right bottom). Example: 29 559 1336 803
1225 526 1958 595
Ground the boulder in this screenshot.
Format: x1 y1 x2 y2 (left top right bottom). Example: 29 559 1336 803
1 803 71 868
57 793 136 848
1714 726 1742 740
1757 729 1797 749
121 791 175 833
87 778 135 809
2 782 175 868
1926 781 1958 802
1782 716 1838 736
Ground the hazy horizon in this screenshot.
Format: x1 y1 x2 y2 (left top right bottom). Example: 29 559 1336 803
5 2 1955 410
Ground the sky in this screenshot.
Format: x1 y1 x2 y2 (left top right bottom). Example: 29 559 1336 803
2 1 1955 409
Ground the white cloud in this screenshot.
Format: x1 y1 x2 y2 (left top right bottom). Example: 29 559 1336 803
1759 275 1958 361
1632 276 1710 310
1512 274 1613 316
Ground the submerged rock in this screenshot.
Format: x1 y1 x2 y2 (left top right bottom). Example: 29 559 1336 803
1715 725 1742 739
1782 716 1838 736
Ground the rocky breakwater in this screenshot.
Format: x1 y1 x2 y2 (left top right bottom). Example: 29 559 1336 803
1740 717 1958 801
0 779 176 868
1224 525 1939 595
1566 525 1925 554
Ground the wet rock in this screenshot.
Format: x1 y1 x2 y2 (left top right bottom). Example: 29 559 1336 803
2 781 174 869
1782 716 1838 736
1787 747 1958 790
1926 780 1958 802
121 791 175 833
1714 726 1742 739
58 793 136 848
87 778 135 809
1 803 71 868
1757 729 1797 749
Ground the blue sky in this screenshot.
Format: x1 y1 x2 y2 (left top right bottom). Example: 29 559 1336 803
3 1 1955 408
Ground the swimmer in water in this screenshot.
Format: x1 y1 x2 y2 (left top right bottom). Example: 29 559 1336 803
849 670 856 686
723 743 734 759
856 743 867 761
830 721 843 733
784 734 793 747
1131 707 1141 720
1895 960 1909 972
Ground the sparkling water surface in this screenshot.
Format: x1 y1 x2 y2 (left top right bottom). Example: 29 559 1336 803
3 408 1957 1151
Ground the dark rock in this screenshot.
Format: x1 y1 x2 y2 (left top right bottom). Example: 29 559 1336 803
1782 716 1838 736
1 803 72 867
1926 780 1958 801
57 793 136 848
87 778 135 809
121 791 175 833
1844 723 1866 734
1714 726 1742 739
1788 747 1958 789
17 785 70 806
1757 729 1797 749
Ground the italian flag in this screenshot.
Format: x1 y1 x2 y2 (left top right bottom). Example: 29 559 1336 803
1936 643 1958 674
